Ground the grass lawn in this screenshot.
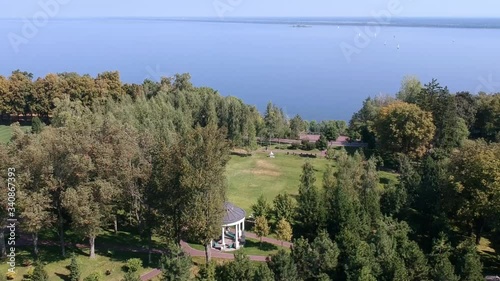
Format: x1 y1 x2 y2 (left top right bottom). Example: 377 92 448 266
226 150 399 213
0 246 160 281
0 125 31 143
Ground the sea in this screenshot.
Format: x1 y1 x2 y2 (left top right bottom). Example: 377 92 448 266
1 17 499 121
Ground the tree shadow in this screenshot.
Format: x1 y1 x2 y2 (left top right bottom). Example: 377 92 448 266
54 273 71 281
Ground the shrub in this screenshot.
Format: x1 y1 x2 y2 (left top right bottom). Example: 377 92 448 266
22 259 33 267
126 258 143 273
69 254 81 281
289 143 300 150
83 272 101 281
122 271 141 281
32 263 48 281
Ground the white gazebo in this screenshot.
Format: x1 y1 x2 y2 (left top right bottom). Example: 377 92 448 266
214 202 246 251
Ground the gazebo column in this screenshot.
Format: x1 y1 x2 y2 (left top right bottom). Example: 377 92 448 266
235 223 239 249
241 221 245 237
221 227 225 251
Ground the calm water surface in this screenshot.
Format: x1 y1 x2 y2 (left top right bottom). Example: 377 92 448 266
1 18 499 120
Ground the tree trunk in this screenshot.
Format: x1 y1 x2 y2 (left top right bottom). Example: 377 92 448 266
204 244 211 263
147 232 152 265
33 233 39 257
474 217 485 245
89 236 96 258
0 228 6 258
113 216 118 234
57 204 66 257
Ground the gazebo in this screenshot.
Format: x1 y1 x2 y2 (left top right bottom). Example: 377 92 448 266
214 202 246 251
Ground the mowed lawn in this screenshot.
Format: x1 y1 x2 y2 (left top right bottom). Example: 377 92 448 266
226 150 399 213
0 125 31 143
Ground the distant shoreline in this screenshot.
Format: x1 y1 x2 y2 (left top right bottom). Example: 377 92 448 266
2 16 499 29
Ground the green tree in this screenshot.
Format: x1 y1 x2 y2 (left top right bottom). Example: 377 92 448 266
19 190 53 256
31 116 45 134
220 252 254 281
289 114 306 139
296 161 323 240
455 239 483 281
472 93 500 141
254 216 270 245
122 271 141 281
275 219 293 247
272 192 295 223
316 134 328 150
448 140 500 244
160 243 192 281
374 101 436 159
252 194 272 220
267 249 300 281
197 261 216 281
32 262 49 281
253 263 274 281
430 234 459 281
69 254 81 281
396 75 422 103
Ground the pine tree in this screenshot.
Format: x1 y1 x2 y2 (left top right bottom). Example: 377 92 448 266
253 263 274 281
455 239 483 281
272 193 295 223
430 234 459 281
252 194 272 220
160 243 192 281
32 262 49 281
69 254 81 281
296 161 323 240
267 249 300 281
31 116 45 134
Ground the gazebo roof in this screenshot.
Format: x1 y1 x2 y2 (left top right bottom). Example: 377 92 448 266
222 202 246 225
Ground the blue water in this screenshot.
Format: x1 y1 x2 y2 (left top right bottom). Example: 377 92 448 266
1 18 500 120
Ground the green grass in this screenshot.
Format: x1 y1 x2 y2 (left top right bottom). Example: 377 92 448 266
226 151 399 213
0 125 31 143
0 245 160 281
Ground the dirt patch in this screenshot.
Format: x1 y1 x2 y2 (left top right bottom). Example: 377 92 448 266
243 159 281 177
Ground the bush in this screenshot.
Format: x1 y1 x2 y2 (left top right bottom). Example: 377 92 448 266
32 263 48 281
22 259 33 267
289 143 300 150
69 254 81 281
122 271 141 281
83 272 101 281
126 258 143 273
301 141 316 151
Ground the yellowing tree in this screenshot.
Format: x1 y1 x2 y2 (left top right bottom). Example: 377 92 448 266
374 101 436 159
275 219 293 247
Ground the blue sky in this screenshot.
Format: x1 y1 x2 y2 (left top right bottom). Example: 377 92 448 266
1 0 499 18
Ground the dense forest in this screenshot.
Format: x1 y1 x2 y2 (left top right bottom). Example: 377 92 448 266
0 70 499 280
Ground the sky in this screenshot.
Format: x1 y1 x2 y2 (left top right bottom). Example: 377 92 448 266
1 0 500 19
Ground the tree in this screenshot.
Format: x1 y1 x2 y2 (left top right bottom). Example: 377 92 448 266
289 114 306 139
272 193 295 223
396 75 422 103
32 262 49 281
252 194 272 220
254 216 270 245
162 124 230 262
448 140 500 244
267 249 300 281
316 134 328 150
374 101 436 159
455 239 483 281
160 243 192 281
430 234 459 281
472 93 500 141
69 254 81 281
319 120 340 141
220 252 254 281
253 263 274 281
31 116 45 134
197 261 216 281
296 161 323 240
19 190 53 256
275 219 293 247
